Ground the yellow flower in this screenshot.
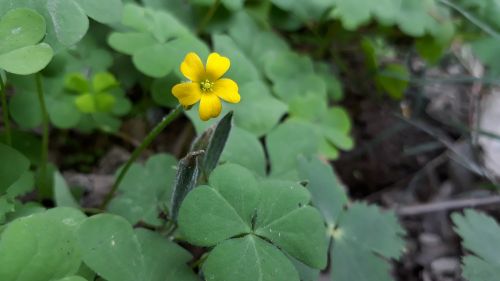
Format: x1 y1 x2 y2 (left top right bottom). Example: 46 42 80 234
172 52 241 121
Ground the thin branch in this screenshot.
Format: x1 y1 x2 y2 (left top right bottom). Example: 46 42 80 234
397 195 500 216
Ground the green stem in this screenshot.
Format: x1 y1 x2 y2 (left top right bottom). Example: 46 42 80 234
100 105 183 209
0 76 11 145
197 0 221 35
35 73 49 194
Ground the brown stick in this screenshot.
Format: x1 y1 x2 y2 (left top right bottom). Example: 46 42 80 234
396 195 500 216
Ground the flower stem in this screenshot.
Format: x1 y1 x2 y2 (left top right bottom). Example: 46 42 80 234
197 0 221 35
100 105 183 209
35 73 50 195
0 76 11 145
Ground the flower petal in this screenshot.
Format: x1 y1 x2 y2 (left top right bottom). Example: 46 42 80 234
206 53 230 81
213 78 240 103
199 93 222 121
180 52 205 82
172 82 202 106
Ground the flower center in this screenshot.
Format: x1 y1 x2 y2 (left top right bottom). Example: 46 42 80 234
200 79 214 92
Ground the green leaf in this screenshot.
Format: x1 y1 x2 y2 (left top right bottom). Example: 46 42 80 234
472 38 500 76
94 92 116 112
274 74 327 104
108 32 158 55
47 95 82 128
77 214 198 281
9 89 42 128
329 0 399 30
178 164 259 246
234 81 287 137
298 156 348 224
376 63 409 100
291 257 320 281
212 34 260 82
108 154 177 226
74 0 123 24
266 119 320 179
462 256 500 281
252 179 327 268
135 228 199 281
5 171 34 199
396 0 445 37
221 126 266 176
151 74 178 108
255 203 327 268
289 92 327 121
0 129 42 165
314 107 354 150
169 151 204 221
78 214 143 281
337 203 405 259
0 197 15 223
331 238 394 281
92 72 119 93
265 51 314 81
75 93 96 113
54 276 88 281
0 0 90 51
271 0 332 21
54 170 79 208
0 208 85 281
132 43 176 78
0 8 46 54
0 143 30 194
121 3 155 33
203 235 300 281
0 43 53 75
453 209 500 281
65 73 89 93
222 0 244 10
330 203 406 281
4 202 45 223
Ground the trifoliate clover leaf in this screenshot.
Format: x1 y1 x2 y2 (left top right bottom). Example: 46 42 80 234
452 209 500 281
178 163 328 281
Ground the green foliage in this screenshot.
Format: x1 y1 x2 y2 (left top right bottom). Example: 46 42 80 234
53 170 79 208
108 3 209 78
108 154 177 226
0 8 53 75
4 0 498 279
78 214 198 281
0 0 89 52
298 157 406 281
178 164 328 280
453 210 500 281
0 143 29 193
0 208 86 281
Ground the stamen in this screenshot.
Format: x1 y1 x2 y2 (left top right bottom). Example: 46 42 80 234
200 79 214 92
